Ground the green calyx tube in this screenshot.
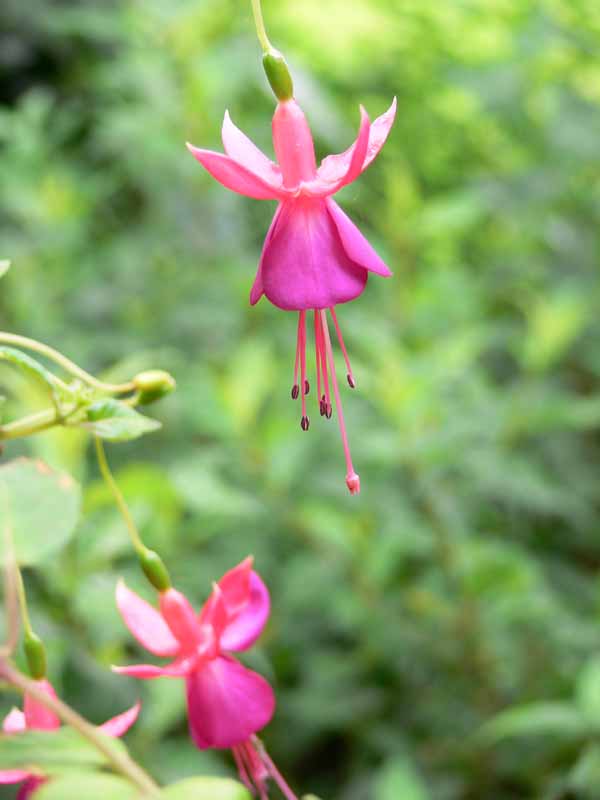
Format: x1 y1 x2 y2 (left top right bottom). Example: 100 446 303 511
139 548 171 592
24 632 47 680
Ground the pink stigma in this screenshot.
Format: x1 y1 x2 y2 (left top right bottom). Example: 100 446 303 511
291 307 360 494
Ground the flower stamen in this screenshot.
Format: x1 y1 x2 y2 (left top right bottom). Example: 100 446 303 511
320 309 360 494
330 307 356 388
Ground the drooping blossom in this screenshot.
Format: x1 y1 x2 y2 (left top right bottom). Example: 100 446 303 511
114 557 297 799
187 95 396 494
0 679 140 800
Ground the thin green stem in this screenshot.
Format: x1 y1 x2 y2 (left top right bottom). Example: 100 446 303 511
0 516 19 659
94 437 145 555
0 661 160 798
0 408 59 440
0 333 134 394
251 0 273 53
15 570 33 638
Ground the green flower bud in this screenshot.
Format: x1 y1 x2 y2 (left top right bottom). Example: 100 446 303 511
139 548 171 592
133 370 176 405
262 50 294 102
24 631 47 680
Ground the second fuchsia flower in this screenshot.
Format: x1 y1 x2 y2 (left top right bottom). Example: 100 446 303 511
114 557 297 799
0 679 139 799
187 83 396 495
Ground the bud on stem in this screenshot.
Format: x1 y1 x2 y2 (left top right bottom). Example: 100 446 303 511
138 548 171 592
24 631 47 680
133 370 176 406
262 50 294 102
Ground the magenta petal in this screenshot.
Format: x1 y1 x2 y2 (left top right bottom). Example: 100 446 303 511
97 701 141 738
0 770 29 784
261 199 367 310
186 656 275 749
250 203 284 306
24 681 60 731
222 111 283 189
220 572 270 652
116 580 179 657
3 708 26 733
187 145 284 200
327 199 392 277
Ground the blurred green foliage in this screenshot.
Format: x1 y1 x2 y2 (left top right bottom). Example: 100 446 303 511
1 0 600 798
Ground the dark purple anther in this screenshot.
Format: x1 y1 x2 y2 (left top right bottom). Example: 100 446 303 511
291 384 299 400
347 374 356 389
319 396 326 416
301 416 310 431
325 404 333 419
304 380 310 395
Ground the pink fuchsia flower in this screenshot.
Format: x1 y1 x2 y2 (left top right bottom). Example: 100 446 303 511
113 557 296 798
187 96 396 495
0 679 140 800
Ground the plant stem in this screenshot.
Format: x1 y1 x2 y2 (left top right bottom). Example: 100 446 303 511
0 519 19 659
94 437 145 555
0 333 134 394
251 0 273 53
0 660 161 798
0 408 59 440
15 570 33 638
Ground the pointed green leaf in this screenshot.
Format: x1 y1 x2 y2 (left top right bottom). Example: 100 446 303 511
0 347 65 399
0 727 127 773
0 457 81 566
81 399 161 442
478 702 587 744
34 773 137 800
162 777 251 800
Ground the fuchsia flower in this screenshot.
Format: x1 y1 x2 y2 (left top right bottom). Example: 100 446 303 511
114 557 297 799
187 95 396 494
0 679 140 799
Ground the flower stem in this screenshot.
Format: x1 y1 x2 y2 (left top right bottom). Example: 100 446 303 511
0 660 160 797
94 437 145 556
251 0 273 53
0 333 134 394
0 408 59 440
0 516 19 660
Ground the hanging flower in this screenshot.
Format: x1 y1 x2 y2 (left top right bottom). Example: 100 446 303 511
0 679 140 800
114 557 297 798
187 95 396 495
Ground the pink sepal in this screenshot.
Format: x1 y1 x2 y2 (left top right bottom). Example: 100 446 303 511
186 145 285 200
222 111 283 190
327 199 392 277
24 681 60 731
97 701 141 737
116 580 179 657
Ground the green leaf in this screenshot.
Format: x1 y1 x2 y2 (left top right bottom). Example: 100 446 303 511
375 757 431 800
0 457 81 566
478 702 587 744
34 773 137 800
0 347 66 399
0 727 127 774
161 777 251 800
576 657 600 724
0 260 10 279
80 399 161 442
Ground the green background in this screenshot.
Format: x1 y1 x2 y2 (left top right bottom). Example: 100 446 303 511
1 0 600 797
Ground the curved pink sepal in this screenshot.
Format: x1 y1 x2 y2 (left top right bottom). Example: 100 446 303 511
112 661 188 679
187 145 285 200
3 707 26 734
0 770 30 784
222 112 283 190
24 681 60 731
306 106 371 197
220 572 270 652
98 701 141 737
327 199 392 277
317 97 397 185
260 199 367 310
116 580 179 657
186 656 275 749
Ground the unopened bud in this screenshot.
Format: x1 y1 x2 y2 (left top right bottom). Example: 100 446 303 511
139 548 171 591
262 50 294 102
24 632 47 680
133 370 176 405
